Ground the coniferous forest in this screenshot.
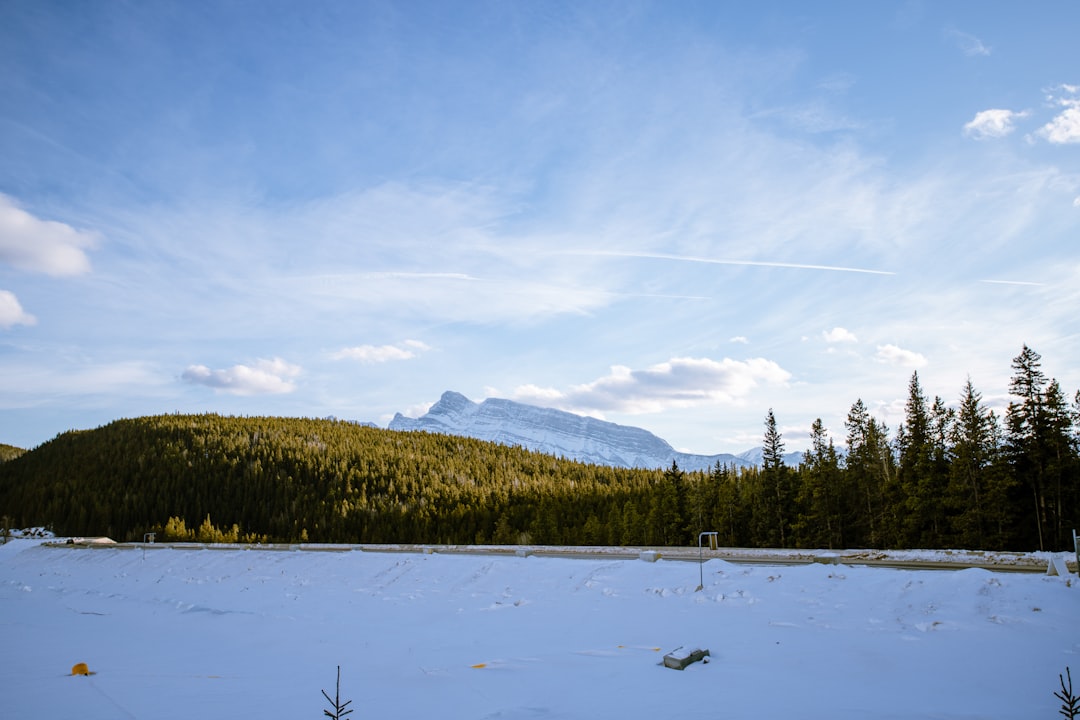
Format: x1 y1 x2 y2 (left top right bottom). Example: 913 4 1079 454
0 345 1077 552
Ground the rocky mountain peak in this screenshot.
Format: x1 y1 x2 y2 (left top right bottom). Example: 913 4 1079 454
388 391 800 470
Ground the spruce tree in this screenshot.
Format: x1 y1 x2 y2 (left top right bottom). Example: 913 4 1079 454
844 400 898 547
1005 345 1053 549
795 419 843 549
760 409 792 547
946 378 999 547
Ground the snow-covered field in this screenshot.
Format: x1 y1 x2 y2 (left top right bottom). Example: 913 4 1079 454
1 538 1077 719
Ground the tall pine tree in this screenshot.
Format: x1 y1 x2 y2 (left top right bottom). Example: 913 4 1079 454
794 419 844 549
1005 345 1052 549
760 409 793 547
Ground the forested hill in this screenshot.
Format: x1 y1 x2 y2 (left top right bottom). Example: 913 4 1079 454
1 342 1077 553
0 414 665 545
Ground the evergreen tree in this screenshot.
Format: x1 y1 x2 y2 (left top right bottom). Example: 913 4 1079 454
946 379 1002 547
844 399 898 547
896 372 931 545
794 419 844 549
1042 379 1079 548
620 500 642 546
711 462 745 547
759 409 793 547
648 462 686 545
1004 345 1061 549
922 394 953 546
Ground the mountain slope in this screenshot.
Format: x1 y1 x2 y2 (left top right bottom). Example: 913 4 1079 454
0 443 26 463
389 391 801 470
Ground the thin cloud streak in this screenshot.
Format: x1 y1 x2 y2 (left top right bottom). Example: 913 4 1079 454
980 279 1045 287
0 360 166 407
567 250 896 276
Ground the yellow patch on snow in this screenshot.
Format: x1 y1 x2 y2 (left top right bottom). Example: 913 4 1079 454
71 662 90 676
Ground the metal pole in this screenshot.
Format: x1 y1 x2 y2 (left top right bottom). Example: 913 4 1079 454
697 531 717 591
1074 529 1078 575
698 533 703 589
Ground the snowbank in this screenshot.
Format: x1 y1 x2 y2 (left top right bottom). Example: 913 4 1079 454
1 539 1076 719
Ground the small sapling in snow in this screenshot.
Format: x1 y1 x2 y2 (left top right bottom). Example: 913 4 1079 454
322 665 353 719
1056 667 1079 719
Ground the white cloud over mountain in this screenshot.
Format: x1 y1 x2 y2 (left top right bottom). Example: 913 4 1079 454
963 109 1029 139
1037 85 1080 144
823 327 858 343
182 358 301 395
875 344 928 368
962 86 1079 144
513 356 792 415
0 290 35 329
0 194 97 276
331 340 430 363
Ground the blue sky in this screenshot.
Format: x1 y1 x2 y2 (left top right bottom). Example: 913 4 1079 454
2 1 1078 453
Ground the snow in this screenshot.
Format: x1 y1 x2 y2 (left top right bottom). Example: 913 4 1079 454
1 538 1077 719
388 390 759 470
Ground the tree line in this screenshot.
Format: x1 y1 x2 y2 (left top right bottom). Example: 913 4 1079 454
0 345 1076 551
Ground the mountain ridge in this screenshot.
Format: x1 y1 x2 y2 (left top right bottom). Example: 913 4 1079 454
389 391 802 470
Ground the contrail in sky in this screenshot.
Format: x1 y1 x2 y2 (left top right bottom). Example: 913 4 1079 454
980 279 1044 287
567 250 896 276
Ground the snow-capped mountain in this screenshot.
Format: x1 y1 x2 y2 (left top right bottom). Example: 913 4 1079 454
731 446 806 468
388 391 802 471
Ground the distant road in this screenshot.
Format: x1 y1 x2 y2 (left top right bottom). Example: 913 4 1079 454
43 539 1073 574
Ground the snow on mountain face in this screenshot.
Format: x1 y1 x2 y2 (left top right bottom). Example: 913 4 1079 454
388 391 784 470
735 446 807 468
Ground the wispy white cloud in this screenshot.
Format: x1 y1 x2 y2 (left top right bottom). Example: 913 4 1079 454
0 194 98 276
300 271 613 325
1037 85 1080 144
980 279 1044 287
3 3 1078 456
182 358 301 395
816 72 857 93
823 327 858 343
751 100 862 134
331 340 430 363
512 356 792 414
946 29 991 57
875 344 927 368
0 290 36 329
0 360 166 407
567 250 895 276
963 109 1029 140
730 336 749 344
